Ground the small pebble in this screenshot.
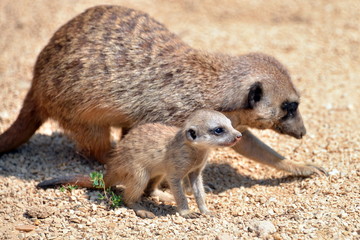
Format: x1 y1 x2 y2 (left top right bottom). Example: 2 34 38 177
216 233 234 240
26 206 55 219
329 169 340 176
15 224 36 232
249 220 276 237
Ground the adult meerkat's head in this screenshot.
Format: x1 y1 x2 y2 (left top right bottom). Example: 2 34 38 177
220 53 306 139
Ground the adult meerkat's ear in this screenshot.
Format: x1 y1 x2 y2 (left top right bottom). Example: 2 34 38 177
185 127 197 141
247 82 263 109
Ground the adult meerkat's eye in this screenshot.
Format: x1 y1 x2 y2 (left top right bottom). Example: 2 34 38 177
213 127 225 135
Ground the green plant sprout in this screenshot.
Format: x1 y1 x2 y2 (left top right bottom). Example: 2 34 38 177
90 171 123 208
59 185 78 192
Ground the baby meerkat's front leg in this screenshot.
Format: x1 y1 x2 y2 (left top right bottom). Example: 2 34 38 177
182 175 193 195
188 169 210 215
167 177 200 218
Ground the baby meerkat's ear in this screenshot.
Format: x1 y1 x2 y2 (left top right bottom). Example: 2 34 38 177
185 127 197 141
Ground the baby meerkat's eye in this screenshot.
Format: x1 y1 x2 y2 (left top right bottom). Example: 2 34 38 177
213 127 225 135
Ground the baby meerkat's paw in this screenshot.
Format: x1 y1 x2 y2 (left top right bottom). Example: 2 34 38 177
179 210 201 219
200 209 214 215
135 209 156 219
151 189 175 203
130 203 156 219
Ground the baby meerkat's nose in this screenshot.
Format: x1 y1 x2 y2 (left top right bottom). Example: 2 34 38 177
235 133 242 140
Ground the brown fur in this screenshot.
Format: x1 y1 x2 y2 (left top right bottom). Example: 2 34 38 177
38 110 242 218
0 5 326 176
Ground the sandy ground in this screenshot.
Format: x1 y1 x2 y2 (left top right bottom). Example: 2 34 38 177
0 0 359 239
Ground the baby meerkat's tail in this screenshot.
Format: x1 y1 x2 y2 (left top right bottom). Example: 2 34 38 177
37 175 95 189
0 89 45 153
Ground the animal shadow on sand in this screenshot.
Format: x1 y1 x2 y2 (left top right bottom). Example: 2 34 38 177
0 132 303 217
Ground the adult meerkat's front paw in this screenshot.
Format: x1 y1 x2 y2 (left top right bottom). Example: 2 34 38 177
278 159 328 177
293 163 328 176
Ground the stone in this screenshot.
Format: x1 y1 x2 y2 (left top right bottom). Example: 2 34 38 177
15 224 36 232
26 206 55 219
248 220 276 237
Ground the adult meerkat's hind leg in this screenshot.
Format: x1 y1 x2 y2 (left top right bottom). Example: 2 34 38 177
0 89 46 153
233 130 328 176
64 123 112 164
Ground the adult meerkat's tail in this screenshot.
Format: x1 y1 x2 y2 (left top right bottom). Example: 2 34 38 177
0 90 44 153
37 175 95 189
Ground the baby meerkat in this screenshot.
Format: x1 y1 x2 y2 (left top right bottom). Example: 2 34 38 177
0 5 326 176
37 110 242 218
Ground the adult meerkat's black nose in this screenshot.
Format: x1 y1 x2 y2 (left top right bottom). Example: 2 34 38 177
295 125 306 139
295 128 306 139
298 125 307 139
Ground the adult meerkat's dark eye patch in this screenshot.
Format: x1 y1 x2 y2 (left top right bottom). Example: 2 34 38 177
281 101 299 120
282 101 298 112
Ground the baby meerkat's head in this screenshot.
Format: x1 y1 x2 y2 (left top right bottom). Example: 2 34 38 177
183 110 242 148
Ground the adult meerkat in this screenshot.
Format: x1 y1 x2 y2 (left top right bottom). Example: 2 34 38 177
0 5 326 176
38 110 242 218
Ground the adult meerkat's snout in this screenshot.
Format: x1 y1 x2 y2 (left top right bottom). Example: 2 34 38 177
274 101 307 139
